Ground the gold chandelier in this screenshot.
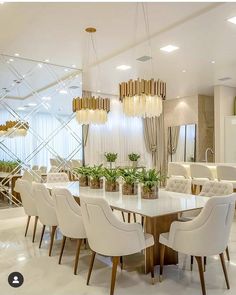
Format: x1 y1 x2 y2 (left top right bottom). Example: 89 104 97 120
72 96 110 125
73 27 110 125
119 78 166 118
0 120 29 137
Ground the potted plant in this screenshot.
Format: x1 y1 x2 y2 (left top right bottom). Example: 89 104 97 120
89 164 103 189
104 152 118 169
103 168 119 192
128 153 140 168
118 168 138 195
74 166 91 187
138 169 164 199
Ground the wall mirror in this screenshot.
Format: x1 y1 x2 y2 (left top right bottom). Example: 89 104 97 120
168 124 196 162
0 54 82 207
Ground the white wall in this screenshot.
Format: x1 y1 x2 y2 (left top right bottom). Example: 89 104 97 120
214 85 236 162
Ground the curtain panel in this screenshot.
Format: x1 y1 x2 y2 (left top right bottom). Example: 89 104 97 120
143 113 167 174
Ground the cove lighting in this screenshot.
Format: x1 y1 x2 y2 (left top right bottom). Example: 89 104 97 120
42 96 51 101
116 65 131 71
59 89 68 94
160 45 179 53
227 16 236 25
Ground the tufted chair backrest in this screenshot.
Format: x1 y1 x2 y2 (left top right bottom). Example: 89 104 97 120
199 181 233 197
166 177 192 194
46 172 69 183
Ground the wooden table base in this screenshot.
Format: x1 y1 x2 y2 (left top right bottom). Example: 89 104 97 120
145 213 178 274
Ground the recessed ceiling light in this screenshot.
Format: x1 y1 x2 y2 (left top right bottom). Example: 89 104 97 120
176 96 180 98
38 63 43 68
97 90 101 93
9 58 14 62
14 53 19 57
64 69 69 72
0 2 4 4
182 70 186 73
116 65 131 71
59 89 68 94
227 16 236 25
17 107 25 110
28 103 37 106
160 45 179 53
44 59 50 63
211 60 215 64
42 96 51 101
72 64 76 68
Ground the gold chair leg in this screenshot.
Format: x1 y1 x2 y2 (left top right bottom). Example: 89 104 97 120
226 246 230 261
39 225 46 248
49 225 57 256
219 253 230 289
133 213 136 223
190 255 194 271
58 236 66 264
110 256 119 295
159 244 165 282
25 216 31 237
203 256 207 272
195 256 206 295
87 251 96 285
74 239 82 275
121 212 125 222
32 216 38 243
128 213 131 223
150 246 155 284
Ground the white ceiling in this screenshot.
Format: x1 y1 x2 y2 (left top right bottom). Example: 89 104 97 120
1 2 236 99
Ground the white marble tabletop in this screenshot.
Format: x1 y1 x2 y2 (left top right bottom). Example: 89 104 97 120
45 181 209 218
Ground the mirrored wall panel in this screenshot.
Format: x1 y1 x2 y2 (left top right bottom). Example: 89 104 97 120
0 54 83 208
168 124 196 163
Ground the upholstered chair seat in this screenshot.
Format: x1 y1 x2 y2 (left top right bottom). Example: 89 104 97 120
217 166 236 190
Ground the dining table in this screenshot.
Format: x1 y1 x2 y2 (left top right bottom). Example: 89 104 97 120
44 181 209 274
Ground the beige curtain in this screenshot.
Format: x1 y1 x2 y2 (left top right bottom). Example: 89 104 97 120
168 126 180 155
143 113 167 175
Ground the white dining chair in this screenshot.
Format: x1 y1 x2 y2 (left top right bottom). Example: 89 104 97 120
190 164 214 194
32 182 58 256
52 188 87 275
39 166 47 173
46 172 69 183
17 179 38 242
217 165 236 192
168 162 190 179
32 165 39 171
159 194 236 295
80 196 155 295
165 177 192 194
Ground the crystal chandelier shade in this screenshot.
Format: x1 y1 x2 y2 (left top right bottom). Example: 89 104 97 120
119 78 166 118
0 120 29 137
72 97 110 125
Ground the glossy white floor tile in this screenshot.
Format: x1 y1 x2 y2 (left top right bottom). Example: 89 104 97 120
1 209 236 295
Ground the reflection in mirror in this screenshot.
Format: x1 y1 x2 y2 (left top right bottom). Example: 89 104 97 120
168 124 196 162
0 54 83 208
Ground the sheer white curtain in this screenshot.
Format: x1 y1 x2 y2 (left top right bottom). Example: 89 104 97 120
0 110 82 167
85 98 151 167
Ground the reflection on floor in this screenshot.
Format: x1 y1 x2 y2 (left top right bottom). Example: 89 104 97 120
1 208 236 295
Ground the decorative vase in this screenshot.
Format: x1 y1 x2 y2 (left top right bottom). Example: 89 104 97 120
90 178 103 189
141 185 158 199
105 180 119 192
122 183 137 195
79 175 89 187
